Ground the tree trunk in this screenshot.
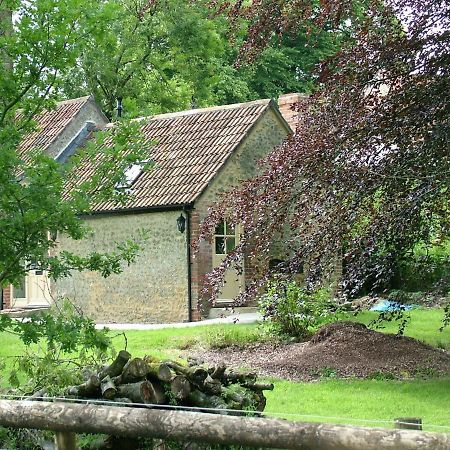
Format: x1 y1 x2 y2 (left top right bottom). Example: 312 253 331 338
117 381 155 404
146 363 173 382
170 376 191 401
101 375 117 400
166 362 208 383
0 9 12 72
223 371 257 386
118 358 149 384
187 390 229 413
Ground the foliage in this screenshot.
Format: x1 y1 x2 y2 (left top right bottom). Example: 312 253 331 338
0 2 156 288
391 242 450 294
199 0 450 303
258 281 341 338
0 427 52 450
0 118 149 288
59 0 226 118
0 299 113 393
58 0 344 118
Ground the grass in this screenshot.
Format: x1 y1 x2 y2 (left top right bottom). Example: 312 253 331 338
265 378 450 431
110 323 265 360
0 308 449 432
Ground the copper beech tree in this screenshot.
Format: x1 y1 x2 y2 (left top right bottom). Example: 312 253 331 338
199 0 450 302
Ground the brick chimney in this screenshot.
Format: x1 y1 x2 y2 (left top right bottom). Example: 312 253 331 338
277 93 307 132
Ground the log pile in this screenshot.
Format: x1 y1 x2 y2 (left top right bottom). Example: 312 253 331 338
64 350 273 415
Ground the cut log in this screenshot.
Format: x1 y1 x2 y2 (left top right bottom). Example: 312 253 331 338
30 389 47 400
210 363 226 380
120 358 149 384
220 385 259 409
187 357 204 367
67 374 101 398
101 375 117 400
117 381 155 404
202 375 222 396
166 361 208 383
170 375 191 401
98 350 131 380
244 382 274 391
187 390 229 414
1 399 449 450
223 371 257 386
149 381 167 405
146 363 173 382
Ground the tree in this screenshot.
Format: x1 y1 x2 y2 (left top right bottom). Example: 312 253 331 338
0 0 150 289
57 0 344 118
199 0 450 302
59 0 227 118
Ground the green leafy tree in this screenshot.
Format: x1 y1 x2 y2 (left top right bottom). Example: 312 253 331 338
0 0 150 390
0 0 152 289
59 0 226 118
57 0 344 117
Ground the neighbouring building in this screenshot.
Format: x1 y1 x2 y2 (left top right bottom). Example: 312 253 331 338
1 96 108 310
2 94 299 323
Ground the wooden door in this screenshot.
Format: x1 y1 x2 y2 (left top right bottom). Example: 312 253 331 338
212 220 244 303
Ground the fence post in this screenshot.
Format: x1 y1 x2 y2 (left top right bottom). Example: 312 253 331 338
395 418 423 431
55 431 77 450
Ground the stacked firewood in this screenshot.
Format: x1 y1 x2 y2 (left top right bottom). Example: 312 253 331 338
65 350 273 414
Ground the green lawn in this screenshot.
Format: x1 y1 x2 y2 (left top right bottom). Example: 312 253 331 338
1 308 449 432
265 378 450 432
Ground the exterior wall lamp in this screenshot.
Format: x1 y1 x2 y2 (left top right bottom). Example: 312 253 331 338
177 213 186 233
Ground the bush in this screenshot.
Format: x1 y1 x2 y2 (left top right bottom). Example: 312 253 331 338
258 281 342 339
391 243 450 294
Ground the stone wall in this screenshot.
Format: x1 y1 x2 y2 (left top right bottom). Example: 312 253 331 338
55 210 189 324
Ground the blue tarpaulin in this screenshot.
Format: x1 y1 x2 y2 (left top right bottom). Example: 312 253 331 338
370 300 419 312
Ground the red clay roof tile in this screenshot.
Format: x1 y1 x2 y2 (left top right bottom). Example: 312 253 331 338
78 99 272 211
18 96 92 162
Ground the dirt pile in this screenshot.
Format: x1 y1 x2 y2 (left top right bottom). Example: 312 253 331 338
194 322 450 381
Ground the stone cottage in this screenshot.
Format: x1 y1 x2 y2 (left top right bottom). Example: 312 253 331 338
56 99 292 323
2 94 298 322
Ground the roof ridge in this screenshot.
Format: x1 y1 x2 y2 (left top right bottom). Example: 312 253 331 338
132 99 271 123
56 95 91 106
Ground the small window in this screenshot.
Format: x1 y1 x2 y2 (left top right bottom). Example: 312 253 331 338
13 277 26 299
214 220 237 255
115 161 149 190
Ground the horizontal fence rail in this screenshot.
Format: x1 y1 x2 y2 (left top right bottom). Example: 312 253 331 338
0 400 449 450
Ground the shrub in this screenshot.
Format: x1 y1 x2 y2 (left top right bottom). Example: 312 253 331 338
258 281 342 339
391 243 450 294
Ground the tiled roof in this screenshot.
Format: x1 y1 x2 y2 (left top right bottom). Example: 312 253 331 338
18 96 91 162
77 99 272 211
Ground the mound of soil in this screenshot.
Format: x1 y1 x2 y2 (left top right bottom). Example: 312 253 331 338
193 322 450 381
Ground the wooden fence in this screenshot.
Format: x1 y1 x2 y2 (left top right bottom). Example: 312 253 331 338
0 400 449 450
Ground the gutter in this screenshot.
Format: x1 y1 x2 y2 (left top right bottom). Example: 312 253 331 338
83 202 195 218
